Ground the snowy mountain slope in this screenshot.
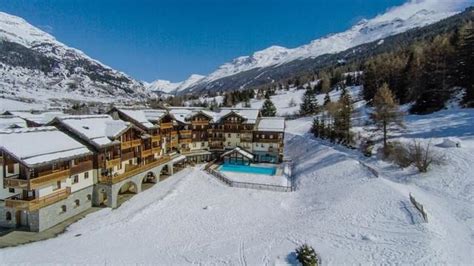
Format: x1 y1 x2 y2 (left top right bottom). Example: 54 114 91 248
1 106 472 264
173 1 472 94
0 12 148 106
146 74 205 94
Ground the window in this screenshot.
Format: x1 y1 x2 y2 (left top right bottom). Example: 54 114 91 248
270 135 273 139
7 164 14 174
87 194 92 201
8 188 14 193
227 133 231 137
84 172 89 179
72 175 79 184
192 143 196 148
61 205 67 213
74 199 80 207
6 212 12 221
202 142 205 147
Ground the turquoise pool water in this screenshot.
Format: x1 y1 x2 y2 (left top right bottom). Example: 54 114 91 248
219 163 276 176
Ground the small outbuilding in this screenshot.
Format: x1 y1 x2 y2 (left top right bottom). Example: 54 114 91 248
220 147 254 165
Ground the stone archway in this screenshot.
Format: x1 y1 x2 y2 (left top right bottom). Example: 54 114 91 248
141 171 157 191
116 181 138 207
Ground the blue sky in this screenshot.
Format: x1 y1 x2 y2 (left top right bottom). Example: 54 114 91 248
0 0 438 82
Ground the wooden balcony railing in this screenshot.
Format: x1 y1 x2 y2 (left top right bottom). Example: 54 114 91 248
30 169 70 189
5 187 71 211
99 156 171 185
170 131 178 136
3 176 28 189
151 135 161 143
152 147 161 155
209 136 225 141
105 157 121 169
121 139 141 150
141 149 153 158
179 130 192 135
70 160 93 175
253 138 281 143
240 137 253 142
191 120 209 126
179 138 192 144
160 122 173 129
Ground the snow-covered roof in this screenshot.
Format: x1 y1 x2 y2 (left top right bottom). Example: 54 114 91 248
168 108 195 124
257 117 285 132
220 147 254 160
0 115 27 129
116 108 166 129
9 111 66 125
217 108 260 124
56 115 131 148
0 127 92 167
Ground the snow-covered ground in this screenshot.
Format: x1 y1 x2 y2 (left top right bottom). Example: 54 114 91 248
1 101 472 264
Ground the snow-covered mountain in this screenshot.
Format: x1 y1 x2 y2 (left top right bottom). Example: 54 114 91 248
167 1 464 94
146 74 205 95
0 12 148 106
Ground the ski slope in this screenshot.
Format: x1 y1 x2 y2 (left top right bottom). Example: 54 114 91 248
0 104 472 264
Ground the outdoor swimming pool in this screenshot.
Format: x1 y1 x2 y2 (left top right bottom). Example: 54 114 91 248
219 163 277 176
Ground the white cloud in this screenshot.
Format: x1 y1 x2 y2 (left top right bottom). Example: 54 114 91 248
372 0 473 22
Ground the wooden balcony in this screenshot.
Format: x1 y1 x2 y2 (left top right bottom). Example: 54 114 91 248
191 120 209 126
105 157 121 169
5 187 71 211
121 139 141 150
170 140 179 147
179 130 192 135
151 135 161 143
152 147 161 155
170 131 178 136
240 137 253 142
30 169 70 189
3 176 28 189
179 138 192 144
121 151 135 161
253 138 281 143
70 160 93 175
160 122 173 129
209 136 225 141
99 156 171 185
141 149 153 158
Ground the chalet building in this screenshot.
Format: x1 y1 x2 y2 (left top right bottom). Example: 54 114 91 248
49 115 176 209
0 107 285 232
0 127 94 232
253 117 285 163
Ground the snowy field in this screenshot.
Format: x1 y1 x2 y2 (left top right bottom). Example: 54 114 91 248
0 102 472 264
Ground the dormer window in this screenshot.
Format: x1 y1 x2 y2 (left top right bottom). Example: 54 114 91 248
82 126 89 130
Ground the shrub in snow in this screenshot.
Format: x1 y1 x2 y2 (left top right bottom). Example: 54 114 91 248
295 244 319 266
385 140 443 172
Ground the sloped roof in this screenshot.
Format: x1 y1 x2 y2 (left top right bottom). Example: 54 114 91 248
55 115 131 148
9 111 66 125
117 108 167 129
257 117 285 132
220 147 254 160
0 115 27 129
0 127 91 166
217 108 260 124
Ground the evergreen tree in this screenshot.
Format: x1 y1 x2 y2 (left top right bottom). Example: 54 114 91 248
457 22 474 107
260 99 277 117
300 89 319 115
323 92 331 106
295 244 319 266
371 83 404 153
335 87 353 144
